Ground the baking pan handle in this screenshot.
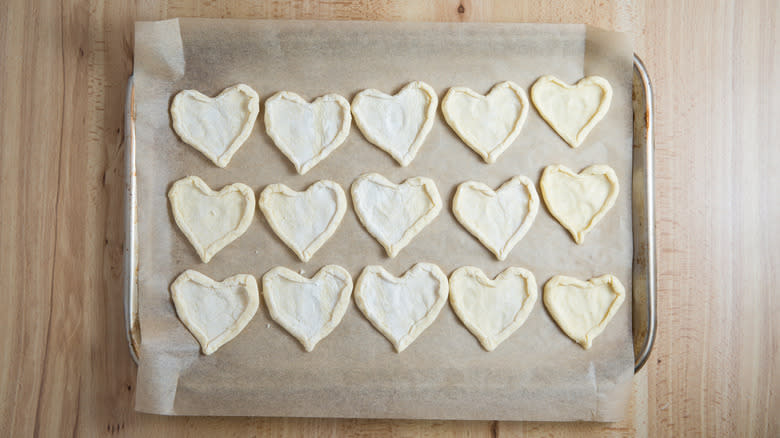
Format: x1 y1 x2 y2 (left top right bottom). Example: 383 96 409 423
632 54 657 373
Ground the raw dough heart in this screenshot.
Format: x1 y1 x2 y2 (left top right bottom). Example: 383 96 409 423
531 75 612 148
449 266 538 351
171 270 259 355
262 265 353 352
258 180 346 262
540 164 619 244
354 263 449 352
168 176 255 263
170 84 259 168
351 81 438 166
543 274 625 349
442 81 529 163
351 173 442 258
264 91 351 174
453 176 539 260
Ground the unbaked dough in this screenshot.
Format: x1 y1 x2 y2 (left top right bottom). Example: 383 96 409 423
264 91 351 174
354 263 449 352
258 180 346 262
531 75 612 148
351 81 438 166
453 176 539 260
539 164 619 245
168 176 255 263
543 274 625 349
262 265 352 352
351 173 442 258
449 266 537 351
442 81 529 163
170 84 259 168
171 269 259 355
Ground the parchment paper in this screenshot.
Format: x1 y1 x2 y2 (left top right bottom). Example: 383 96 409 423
133 19 634 421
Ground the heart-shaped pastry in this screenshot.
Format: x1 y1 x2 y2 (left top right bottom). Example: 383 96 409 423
168 176 255 263
351 81 438 166
531 75 612 148
262 265 352 352
264 91 351 174
539 164 619 244
442 81 529 163
351 173 442 258
171 270 259 355
453 176 539 260
449 266 538 351
170 84 260 168
258 180 347 262
543 274 625 349
354 263 449 352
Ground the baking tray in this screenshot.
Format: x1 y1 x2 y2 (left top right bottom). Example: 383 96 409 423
122 54 655 373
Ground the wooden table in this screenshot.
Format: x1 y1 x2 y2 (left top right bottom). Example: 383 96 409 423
1 0 777 436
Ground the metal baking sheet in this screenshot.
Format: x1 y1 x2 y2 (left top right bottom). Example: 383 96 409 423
123 21 655 418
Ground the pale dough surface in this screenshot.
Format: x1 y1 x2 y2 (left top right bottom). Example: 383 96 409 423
351 81 438 166
351 173 442 258
449 266 537 351
262 265 353 352
170 270 259 355
170 84 259 168
264 91 351 175
539 164 619 245
354 263 449 352
441 81 529 163
543 274 625 349
258 180 346 262
168 176 255 263
452 176 539 261
530 75 612 148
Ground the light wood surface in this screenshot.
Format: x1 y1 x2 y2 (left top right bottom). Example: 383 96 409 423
1 0 777 436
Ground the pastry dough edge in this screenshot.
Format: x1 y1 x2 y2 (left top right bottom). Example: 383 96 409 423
452 176 540 260
351 173 443 258
441 81 530 164
170 269 260 355
539 164 619 245
351 81 439 167
449 266 538 351
354 263 449 353
264 91 352 175
258 180 347 262
168 176 256 263
170 84 260 168
543 274 626 349
530 75 613 148
262 265 353 352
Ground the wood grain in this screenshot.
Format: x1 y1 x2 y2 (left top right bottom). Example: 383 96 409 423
0 0 777 436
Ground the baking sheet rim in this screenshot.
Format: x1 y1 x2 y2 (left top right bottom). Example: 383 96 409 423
122 55 656 373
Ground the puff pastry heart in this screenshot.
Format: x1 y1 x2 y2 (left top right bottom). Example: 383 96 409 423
449 266 537 351
262 265 353 352
351 173 442 258
531 75 612 148
171 84 259 168
453 176 539 260
354 263 449 352
168 176 255 263
442 81 529 163
265 91 351 174
258 180 346 262
352 81 438 166
539 164 619 244
171 270 259 355
543 274 625 349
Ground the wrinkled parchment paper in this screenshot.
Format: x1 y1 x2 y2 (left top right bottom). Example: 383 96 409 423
133 19 634 421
